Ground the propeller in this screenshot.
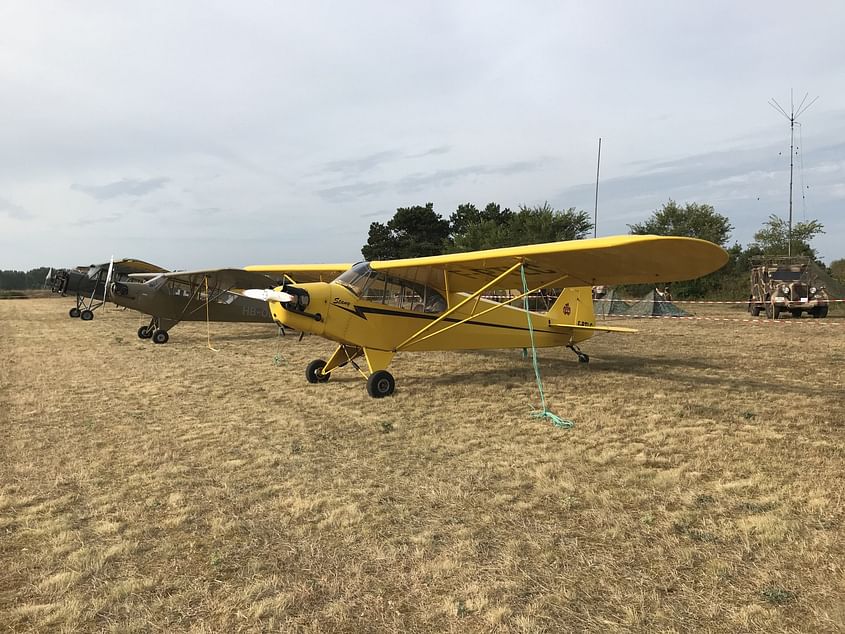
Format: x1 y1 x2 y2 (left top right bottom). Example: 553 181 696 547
241 288 294 303
102 256 115 304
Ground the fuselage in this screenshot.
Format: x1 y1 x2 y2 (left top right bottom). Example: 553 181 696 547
268 280 592 352
110 280 275 325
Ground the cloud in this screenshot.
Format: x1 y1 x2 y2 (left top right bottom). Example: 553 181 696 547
0 197 34 220
71 177 169 201
71 213 123 227
319 146 453 178
317 159 544 202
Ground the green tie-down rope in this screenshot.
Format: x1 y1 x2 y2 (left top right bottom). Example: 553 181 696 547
520 264 574 429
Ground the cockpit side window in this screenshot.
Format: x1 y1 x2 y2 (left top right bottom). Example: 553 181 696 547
334 263 445 313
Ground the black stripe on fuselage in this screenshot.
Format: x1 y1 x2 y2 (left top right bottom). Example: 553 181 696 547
333 303 562 335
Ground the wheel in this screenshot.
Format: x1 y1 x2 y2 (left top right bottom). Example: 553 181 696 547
306 359 330 383
813 306 828 318
772 306 782 320
80 309 94 321
750 305 761 317
152 329 169 344
367 370 395 398
138 326 153 339
69 307 81 318
577 353 590 364
765 304 773 319
790 309 802 318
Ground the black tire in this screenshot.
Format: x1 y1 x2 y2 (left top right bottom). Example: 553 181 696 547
138 326 152 339
367 370 395 398
765 304 773 319
750 305 761 317
80 309 94 321
306 359 330 383
772 306 782 320
813 306 828 318
790 309 802 318
152 329 169 344
69 308 81 318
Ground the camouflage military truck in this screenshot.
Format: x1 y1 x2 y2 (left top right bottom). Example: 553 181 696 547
748 256 829 319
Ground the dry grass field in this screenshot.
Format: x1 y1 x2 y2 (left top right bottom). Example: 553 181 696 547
2 298 844 633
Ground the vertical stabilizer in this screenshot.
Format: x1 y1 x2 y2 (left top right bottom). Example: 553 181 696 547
547 287 596 327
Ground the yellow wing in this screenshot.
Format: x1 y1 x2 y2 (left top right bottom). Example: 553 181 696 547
369 235 728 292
244 263 352 283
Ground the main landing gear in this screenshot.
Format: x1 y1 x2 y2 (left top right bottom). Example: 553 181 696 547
305 345 397 398
69 307 94 320
137 319 170 344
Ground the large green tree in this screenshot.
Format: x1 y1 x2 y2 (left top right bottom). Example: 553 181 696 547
450 201 592 252
751 214 824 260
830 258 845 282
628 200 733 246
361 203 451 260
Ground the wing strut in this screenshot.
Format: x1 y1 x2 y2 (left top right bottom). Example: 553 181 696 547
395 263 572 352
395 261 522 351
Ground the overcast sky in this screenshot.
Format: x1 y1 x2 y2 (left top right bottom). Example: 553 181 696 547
2 1 844 271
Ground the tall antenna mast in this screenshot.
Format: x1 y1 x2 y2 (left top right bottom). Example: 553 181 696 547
593 137 601 239
768 90 818 256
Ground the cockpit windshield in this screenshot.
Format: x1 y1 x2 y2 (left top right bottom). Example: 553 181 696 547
333 262 374 295
333 262 446 314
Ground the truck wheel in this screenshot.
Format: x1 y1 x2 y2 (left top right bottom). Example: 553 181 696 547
772 306 782 319
751 306 761 317
813 306 828 318
790 309 802 318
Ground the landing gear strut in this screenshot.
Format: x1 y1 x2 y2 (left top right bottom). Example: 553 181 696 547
567 344 590 363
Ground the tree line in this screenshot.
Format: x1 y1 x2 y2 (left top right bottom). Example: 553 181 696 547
0 268 51 291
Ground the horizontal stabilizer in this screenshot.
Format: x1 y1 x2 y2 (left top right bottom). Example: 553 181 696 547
550 323 637 333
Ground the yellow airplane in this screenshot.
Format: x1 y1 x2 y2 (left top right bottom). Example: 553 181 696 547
245 235 728 397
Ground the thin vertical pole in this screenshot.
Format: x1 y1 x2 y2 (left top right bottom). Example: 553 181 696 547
594 137 601 239
788 109 794 256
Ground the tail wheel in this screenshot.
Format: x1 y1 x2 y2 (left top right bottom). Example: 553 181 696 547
367 370 395 398
80 310 94 321
306 359 330 383
152 329 169 344
69 308 81 318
